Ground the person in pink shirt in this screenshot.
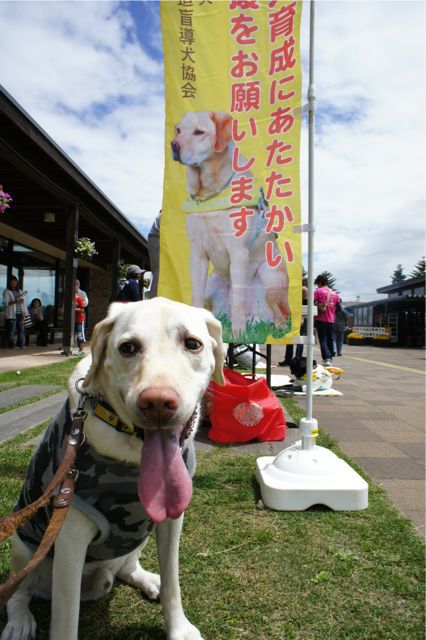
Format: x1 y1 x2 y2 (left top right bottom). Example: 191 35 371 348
313 274 341 365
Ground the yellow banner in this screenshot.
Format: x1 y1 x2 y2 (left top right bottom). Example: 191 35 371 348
159 0 302 344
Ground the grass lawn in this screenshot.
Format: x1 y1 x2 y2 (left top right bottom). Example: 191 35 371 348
0 362 424 640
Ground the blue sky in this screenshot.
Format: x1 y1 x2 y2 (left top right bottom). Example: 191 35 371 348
0 0 425 301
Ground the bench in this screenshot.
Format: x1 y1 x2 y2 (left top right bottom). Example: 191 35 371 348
0 326 62 348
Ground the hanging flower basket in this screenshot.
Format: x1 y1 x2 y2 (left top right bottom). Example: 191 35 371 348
74 237 98 260
0 185 13 214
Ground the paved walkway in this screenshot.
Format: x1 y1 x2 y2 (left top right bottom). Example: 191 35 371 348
0 392 66 442
0 343 424 534
0 342 84 373
271 343 425 534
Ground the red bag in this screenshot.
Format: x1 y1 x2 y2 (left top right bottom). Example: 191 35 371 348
207 368 286 444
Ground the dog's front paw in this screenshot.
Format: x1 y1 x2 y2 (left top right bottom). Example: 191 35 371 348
137 569 161 601
118 565 161 601
0 612 37 640
167 619 203 640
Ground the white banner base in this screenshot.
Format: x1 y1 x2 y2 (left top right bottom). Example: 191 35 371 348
256 442 368 511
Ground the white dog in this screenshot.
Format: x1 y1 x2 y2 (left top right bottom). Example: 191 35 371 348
1 298 224 640
171 110 290 335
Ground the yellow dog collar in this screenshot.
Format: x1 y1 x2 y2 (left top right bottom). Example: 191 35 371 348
182 183 265 214
94 400 141 438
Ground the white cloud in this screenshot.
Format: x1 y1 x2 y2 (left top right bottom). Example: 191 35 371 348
299 0 426 299
0 0 424 301
0 0 165 231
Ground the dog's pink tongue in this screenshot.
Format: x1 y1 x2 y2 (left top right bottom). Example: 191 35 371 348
138 428 192 524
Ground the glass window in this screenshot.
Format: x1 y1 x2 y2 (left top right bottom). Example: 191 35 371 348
1 240 61 326
12 246 55 299
14 244 33 254
24 268 56 308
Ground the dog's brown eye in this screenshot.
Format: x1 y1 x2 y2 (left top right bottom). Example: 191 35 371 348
194 129 204 136
176 127 181 134
184 337 203 352
119 341 139 357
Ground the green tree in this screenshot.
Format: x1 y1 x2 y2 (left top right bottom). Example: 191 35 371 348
410 257 426 279
319 270 337 291
391 264 406 284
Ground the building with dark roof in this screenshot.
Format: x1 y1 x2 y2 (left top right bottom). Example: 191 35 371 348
346 275 425 347
0 85 149 352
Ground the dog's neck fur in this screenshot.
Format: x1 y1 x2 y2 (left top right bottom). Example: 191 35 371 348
186 145 234 199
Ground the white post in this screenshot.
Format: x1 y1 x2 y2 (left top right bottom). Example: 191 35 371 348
256 0 368 511
300 0 318 449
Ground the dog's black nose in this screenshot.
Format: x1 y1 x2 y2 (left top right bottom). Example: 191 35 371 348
171 140 180 161
138 386 180 422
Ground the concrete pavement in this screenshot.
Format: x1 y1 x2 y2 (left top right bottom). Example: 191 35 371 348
272 343 425 534
0 391 66 442
0 342 84 373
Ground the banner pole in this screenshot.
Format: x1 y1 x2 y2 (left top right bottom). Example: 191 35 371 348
301 0 317 448
257 0 368 512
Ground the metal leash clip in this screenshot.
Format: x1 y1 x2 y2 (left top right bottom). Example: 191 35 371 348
74 377 94 420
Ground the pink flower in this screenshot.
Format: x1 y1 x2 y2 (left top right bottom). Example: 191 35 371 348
0 185 13 214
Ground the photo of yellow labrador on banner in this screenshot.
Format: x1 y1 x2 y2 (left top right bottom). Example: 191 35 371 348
160 1 302 344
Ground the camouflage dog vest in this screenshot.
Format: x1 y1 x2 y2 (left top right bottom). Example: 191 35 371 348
16 400 195 562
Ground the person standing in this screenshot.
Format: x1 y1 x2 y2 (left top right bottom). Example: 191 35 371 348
75 279 89 341
333 302 348 357
3 276 28 349
146 211 161 299
313 274 341 365
74 294 86 356
118 265 143 302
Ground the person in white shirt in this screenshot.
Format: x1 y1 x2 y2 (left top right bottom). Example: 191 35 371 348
3 276 28 348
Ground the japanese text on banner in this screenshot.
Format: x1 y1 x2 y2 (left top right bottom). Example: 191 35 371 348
159 0 302 345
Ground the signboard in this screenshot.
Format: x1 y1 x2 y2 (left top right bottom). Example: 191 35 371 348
353 326 391 337
159 0 302 344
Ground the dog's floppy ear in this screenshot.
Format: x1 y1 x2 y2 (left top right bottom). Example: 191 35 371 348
83 303 123 390
198 308 225 385
210 111 233 153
